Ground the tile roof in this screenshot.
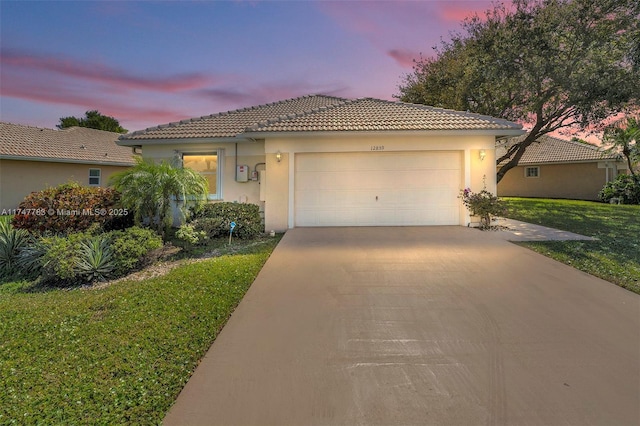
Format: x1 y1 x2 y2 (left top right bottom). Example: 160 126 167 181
119 95 523 142
497 134 619 165
121 95 348 141
248 98 523 133
0 122 136 165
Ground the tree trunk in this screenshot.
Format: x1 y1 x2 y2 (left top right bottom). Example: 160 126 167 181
623 147 637 177
496 125 546 184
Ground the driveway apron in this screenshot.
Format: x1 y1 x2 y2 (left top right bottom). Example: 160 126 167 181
164 227 640 426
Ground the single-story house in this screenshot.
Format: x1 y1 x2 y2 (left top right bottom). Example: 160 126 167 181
496 134 627 201
118 95 524 231
0 122 137 211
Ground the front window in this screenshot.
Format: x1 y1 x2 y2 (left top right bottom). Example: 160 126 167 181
182 152 222 199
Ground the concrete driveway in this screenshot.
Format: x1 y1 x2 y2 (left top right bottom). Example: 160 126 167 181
164 227 640 426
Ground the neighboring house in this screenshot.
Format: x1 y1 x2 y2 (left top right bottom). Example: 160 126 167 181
0 122 137 211
118 95 523 231
497 134 627 201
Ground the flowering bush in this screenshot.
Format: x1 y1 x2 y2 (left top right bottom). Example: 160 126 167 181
459 188 506 229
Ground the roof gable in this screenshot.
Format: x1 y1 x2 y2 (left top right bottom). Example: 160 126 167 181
497 134 619 165
0 122 135 165
119 95 523 143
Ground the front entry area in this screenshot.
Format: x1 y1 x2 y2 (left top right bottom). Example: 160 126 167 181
294 151 462 226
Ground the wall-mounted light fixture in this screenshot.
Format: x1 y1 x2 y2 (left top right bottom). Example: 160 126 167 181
276 150 282 163
479 149 486 161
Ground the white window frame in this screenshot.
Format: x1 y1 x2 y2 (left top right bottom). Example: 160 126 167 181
89 168 101 186
182 150 224 200
524 166 540 178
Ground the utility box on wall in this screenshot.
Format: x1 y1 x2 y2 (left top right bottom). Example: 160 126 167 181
236 165 249 182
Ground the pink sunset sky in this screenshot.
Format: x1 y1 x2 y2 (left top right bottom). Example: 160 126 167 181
0 1 502 133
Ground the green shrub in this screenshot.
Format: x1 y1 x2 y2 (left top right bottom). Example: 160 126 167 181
76 237 115 282
599 174 640 204
33 227 162 285
11 182 133 234
107 226 163 276
192 202 262 239
176 224 207 246
0 217 31 278
192 217 226 239
39 232 90 284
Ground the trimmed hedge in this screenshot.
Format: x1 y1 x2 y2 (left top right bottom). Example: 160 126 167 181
192 202 262 239
11 182 133 234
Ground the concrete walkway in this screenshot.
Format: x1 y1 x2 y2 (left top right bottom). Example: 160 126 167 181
164 227 639 426
491 218 597 241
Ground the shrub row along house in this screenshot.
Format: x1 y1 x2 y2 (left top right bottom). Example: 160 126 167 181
0 122 136 212
118 95 524 231
496 134 627 201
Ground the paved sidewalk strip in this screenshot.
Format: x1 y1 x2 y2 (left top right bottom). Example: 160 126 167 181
491 218 597 241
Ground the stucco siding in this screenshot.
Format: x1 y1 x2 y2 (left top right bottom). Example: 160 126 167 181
497 162 609 201
135 134 502 231
263 133 497 231
140 142 266 207
0 159 129 211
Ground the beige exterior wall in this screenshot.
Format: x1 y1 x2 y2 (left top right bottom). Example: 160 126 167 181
141 142 266 206
497 162 622 201
0 159 130 211
139 133 502 231
264 151 289 232
263 133 497 231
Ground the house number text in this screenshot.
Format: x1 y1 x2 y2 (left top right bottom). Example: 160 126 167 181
370 145 385 151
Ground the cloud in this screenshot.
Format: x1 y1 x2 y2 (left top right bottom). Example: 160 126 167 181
0 47 232 130
1 48 213 92
387 49 419 68
315 2 470 67
1 74 187 123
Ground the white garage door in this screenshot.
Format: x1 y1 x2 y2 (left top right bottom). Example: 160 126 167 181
295 151 462 226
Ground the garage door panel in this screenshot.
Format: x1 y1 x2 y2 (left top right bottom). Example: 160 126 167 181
295 151 462 226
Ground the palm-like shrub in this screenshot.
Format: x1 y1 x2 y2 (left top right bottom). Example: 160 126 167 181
603 117 639 178
76 237 115 282
110 158 208 238
0 218 31 277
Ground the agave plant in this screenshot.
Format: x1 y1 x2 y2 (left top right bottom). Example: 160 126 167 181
15 240 47 277
75 236 115 282
0 217 31 277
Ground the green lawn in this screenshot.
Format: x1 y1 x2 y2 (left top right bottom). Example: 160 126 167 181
502 198 640 294
0 237 281 425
